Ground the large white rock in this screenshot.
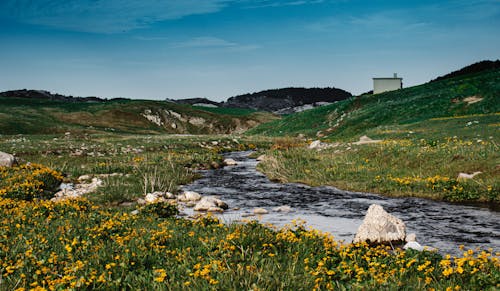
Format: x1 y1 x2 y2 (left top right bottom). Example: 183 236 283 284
0 151 16 167
353 204 406 244
178 191 202 202
194 196 228 212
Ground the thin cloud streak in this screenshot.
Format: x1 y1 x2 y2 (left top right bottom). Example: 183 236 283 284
170 36 260 52
0 0 230 33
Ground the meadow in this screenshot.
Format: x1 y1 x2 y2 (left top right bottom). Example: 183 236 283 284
0 133 499 290
257 126 499 204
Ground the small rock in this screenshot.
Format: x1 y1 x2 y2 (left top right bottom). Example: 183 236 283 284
272 205 292 213
58 183 74 190
194 196 228 212
457 171 482 180
308 140 322 149
207 207 224 213
78 174 92 181
185 202 197 208
131 210 140 215
256 154 267 162
353 135 382 145
353 204 406 244
210 161 221 169
0 151 16 167
253 208 268 215
404 241 424 251
145 193 165 204
178 191 202 202
223 158 238 166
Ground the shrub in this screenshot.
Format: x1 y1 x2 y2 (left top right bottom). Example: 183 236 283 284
0 163 63 200
141 202 179 218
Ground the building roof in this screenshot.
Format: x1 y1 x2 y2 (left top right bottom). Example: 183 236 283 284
373 77 403 80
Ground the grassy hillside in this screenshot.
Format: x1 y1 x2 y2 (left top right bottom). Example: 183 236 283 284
247 68 500 140
251 68 500 204
0 97 276 135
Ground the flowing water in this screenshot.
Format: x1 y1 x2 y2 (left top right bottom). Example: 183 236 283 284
182 151 500 255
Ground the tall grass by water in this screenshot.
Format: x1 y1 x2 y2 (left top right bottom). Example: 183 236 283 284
258 135 499 203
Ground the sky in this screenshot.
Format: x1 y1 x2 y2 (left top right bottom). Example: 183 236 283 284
0 0 499 101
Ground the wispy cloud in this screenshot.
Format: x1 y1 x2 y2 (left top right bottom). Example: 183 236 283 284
171 36 260 52
0 0 230 33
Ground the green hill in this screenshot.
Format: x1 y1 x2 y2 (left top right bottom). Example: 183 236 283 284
247 68 500 141
0 97 276 135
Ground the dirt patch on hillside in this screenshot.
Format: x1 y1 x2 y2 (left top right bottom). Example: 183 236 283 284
463 96 483 105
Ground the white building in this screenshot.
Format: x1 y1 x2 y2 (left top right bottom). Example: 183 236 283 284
373 73 403 94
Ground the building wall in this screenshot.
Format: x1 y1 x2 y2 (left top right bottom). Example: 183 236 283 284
373 79 402 94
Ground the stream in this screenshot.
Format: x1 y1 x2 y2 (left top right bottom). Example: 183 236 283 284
181 151 500 255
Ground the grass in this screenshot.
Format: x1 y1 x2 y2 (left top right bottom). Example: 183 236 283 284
0 134 272 205
0 97 276 135
257 131 499 204
192 106 258 116
0 197 498 290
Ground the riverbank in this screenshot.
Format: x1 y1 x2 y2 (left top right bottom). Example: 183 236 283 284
256 136 499 205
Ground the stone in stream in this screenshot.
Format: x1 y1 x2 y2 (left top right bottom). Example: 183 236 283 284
194 196 228 212
353 204 406 245
0 151 16 167
272 205 293 213
223 158 238 166
177 191 202 202
253 208 268 215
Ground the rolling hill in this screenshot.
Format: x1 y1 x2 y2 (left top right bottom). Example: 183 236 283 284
0 96 276 135
247 64 500 140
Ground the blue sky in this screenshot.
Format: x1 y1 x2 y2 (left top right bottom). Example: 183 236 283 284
1 0 499 101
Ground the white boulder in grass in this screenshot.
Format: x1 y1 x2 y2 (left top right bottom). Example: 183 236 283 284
0 151 16 167
353 204 406 244
457 171 482 180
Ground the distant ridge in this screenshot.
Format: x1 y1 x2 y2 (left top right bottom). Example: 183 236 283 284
430 60 500 82
0 89 116 102
222 87 352 114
